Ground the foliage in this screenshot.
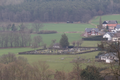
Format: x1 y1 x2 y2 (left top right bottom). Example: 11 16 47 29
106 26 109 30
0 52 105 80
60 34 69 48
0 53 17 64
19 23 27 31
32 35 43 49
91 15 120 25
0 0 120 22
32 20 43 32
98 41 120 80
82 35 107 41
97 16 102 30
38 30 57 34
80 66 103 80
11 24 17 31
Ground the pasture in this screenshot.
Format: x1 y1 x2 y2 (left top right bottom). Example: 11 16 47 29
0 47 102 71
0 22 102 71
31 23 95 46
91 14 120 25
28 23 94 32
0 22 96 46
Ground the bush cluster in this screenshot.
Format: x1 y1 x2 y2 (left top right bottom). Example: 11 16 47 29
38 30 57 34
0 53 104 80
82 35 107 41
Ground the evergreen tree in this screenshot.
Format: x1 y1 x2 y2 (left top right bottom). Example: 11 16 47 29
106 26 109 30
11 24 17 31
59 34 69 48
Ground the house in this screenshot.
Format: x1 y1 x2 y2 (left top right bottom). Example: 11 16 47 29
102 21 109 28
112 33 120 41
53 43 61 48
112 24 120 32
84 28 99 37
102 20 118 30
99 53 118 63
103 32 115 41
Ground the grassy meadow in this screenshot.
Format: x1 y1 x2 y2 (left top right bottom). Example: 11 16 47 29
91 14 120 25
0 47 101 71
19 51 101 71
28 23 94 32
31 23 96 46
0 21 102 71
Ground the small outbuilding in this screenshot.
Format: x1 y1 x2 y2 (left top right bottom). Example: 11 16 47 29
53 43 61 48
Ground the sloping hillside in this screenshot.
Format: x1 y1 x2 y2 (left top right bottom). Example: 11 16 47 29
91 14 120 25
0 0 24 5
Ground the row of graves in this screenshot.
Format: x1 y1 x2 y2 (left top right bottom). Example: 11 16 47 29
19 47 98 55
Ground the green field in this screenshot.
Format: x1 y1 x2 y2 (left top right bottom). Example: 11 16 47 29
32 33 83 46
19 51 100 71
31 23 95 46
0 21 102 71
91 14 120 25
0 47 101 71
28 23 94 32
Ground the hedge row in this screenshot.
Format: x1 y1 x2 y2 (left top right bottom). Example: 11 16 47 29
37 30 57 34
82 35 107 41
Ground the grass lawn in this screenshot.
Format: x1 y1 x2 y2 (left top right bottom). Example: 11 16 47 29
28 23 95 32
91 14 120 25
19 51 100 71
0 47 103 71
0 47 105 71
26 23 96 46
0 47 38 56
0 22 103 71
82 41 100 47
32 33 82 46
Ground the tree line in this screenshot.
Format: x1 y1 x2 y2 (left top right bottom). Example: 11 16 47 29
0 31 43 48
0 53 104 80
0 0 120 23
0 22 43 48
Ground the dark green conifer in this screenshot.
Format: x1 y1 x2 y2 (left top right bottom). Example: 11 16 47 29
59 34 69 48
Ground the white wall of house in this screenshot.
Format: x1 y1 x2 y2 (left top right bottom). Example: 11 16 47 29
111 28 120 32
103 33 112 41
111 30 117 33
106 59 113 63
101 56 107 60
102 24 107 28
115 28 120 31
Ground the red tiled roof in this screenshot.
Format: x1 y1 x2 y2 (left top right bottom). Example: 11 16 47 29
107 24 117 27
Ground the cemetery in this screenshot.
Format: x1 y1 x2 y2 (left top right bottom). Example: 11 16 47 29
19 47 98 55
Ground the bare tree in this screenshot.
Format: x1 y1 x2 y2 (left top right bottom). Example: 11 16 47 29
6 23 11 31
75 39 83 48
19 23 27 32
98 41 120 80
32 35 42 50
32 20 43 32
72 41 76 47
68 58 82 80
32 61 53 80
79 39 83 47
0 53 16 64
54 70 66 80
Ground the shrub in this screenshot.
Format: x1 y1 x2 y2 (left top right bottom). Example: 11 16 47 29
37 30 57 34
80 66 103 80
82 35 107 41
